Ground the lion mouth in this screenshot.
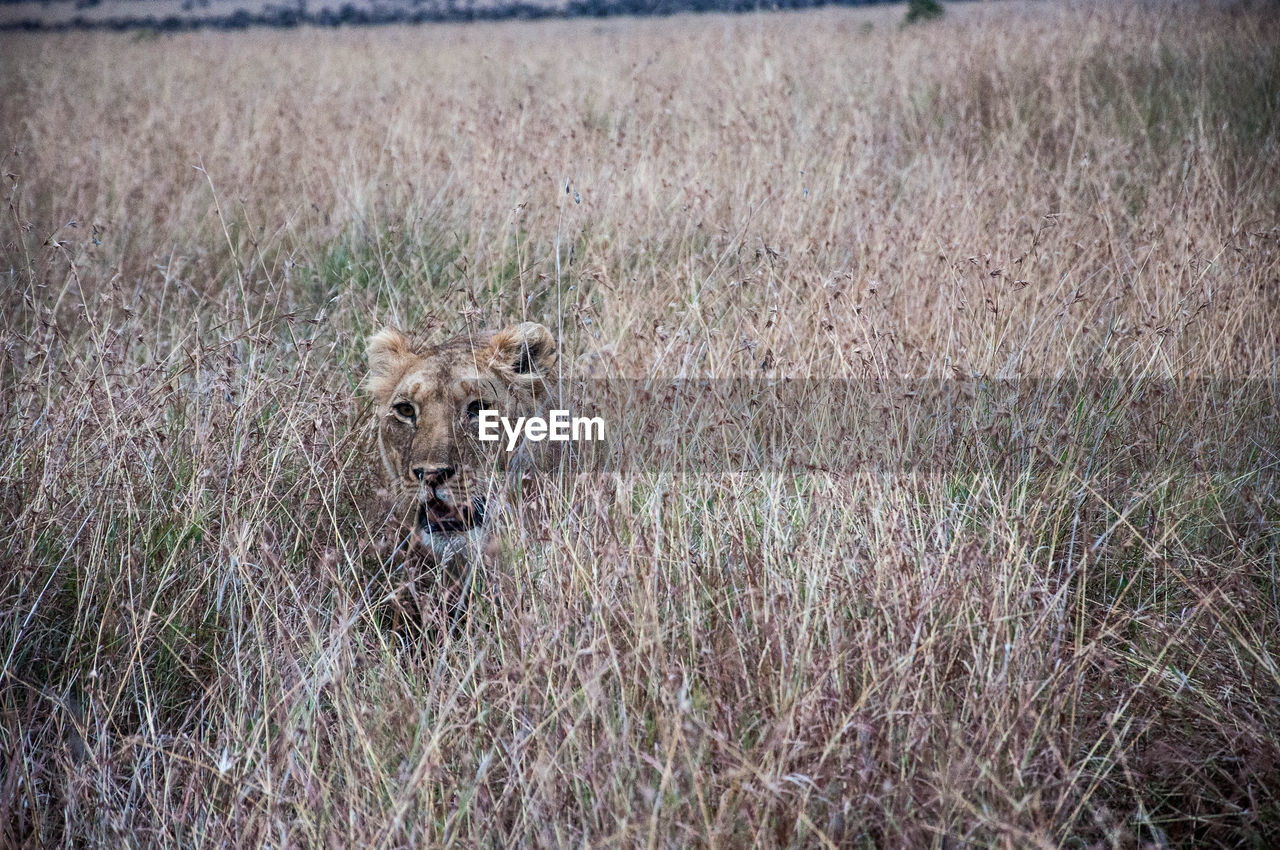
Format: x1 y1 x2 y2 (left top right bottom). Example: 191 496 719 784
417 495 485 536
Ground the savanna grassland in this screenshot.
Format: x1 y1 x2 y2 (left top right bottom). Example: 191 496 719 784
2 1 1280 846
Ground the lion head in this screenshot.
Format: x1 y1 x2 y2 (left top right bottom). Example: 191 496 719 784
364 321 558 561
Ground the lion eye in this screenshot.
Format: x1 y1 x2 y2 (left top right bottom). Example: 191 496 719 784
393 402 416 420
465 400 485 421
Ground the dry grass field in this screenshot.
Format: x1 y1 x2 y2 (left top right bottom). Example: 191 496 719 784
2 1 1279 846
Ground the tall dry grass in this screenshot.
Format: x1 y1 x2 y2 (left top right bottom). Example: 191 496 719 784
2 1 1279 846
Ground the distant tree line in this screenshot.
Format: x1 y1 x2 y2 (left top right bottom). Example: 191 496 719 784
1 0 898 32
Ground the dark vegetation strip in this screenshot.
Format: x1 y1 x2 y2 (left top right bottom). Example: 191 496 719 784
0 0 900 32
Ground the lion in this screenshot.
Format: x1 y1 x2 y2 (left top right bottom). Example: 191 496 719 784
364 320 558 626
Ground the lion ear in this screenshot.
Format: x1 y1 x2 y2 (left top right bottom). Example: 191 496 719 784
365 326 415 400
490 322 557 378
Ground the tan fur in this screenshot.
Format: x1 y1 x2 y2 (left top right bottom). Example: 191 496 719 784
364 322 557 574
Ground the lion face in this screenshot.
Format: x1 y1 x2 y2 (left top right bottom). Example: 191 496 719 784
365 322 557 560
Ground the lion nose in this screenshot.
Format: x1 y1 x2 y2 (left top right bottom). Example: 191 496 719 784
413 466 455 487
